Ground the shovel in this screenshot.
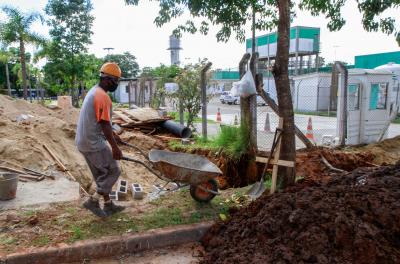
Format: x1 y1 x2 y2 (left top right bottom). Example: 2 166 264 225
247 128 282 199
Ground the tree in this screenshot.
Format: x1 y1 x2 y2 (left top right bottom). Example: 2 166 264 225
0 6 45 100
126 0 399 187
151 64 181 108
174 61 208 129
45 0 94 107
104 52 139 78
0 48 13 96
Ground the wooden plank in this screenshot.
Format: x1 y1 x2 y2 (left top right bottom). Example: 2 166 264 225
121 108 161 122
0 160 55 180
113 111 135 123
255 157 294 168
43 144 89 196
270 118 283 194
19 175 45 181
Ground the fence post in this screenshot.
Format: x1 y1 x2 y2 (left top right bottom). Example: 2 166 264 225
249 52 259 150
201 62 212 140
239 53 251 150
333 62 348 146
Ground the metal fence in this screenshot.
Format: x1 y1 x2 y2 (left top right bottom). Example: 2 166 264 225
255 68 400 151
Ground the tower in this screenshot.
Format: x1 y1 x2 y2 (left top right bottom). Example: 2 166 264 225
167 35 182 66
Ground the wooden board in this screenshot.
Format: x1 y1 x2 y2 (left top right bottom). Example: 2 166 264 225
270 118 283 194
113 111 135 123
121 108 161 122
255 156 295 167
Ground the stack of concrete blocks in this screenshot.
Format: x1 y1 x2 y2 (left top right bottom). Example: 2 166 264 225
117 179 128 200
109 191 118 201
131 183 145 200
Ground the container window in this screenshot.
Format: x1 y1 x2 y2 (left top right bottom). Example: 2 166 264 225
369 83 388 110
348 84 360 111
125 86 129 93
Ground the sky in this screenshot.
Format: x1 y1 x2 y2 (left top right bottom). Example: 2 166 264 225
1 0 399 70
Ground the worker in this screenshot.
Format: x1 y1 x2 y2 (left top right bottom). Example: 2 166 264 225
75 62 124 217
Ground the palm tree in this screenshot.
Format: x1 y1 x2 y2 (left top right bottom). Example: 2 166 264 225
0 6 45 100
0 48 12 96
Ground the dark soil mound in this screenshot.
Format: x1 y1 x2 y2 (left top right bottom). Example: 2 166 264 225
201 164 400 264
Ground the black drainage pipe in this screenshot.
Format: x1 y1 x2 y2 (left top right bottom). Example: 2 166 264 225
160 120 192 138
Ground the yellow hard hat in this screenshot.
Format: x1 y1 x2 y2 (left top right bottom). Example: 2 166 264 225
100 62 122 78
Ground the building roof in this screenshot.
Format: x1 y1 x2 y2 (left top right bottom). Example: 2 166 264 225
348 68 392 75
354 51 400 69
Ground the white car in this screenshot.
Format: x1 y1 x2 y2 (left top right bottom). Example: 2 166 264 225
225 94 240 105
219 91 230 104
225 95 266 106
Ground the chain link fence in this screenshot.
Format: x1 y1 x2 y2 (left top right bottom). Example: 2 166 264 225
256 69 400 151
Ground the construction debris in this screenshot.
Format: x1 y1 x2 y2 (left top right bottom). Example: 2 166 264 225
201 163 400 263
112 108 172 133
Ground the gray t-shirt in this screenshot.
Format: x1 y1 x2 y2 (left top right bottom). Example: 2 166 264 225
75 85 112 152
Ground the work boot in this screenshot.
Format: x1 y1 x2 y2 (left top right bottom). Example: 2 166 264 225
103 201 125 216
82 198 106 218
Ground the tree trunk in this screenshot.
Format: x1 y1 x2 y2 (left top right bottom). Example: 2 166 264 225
5 61 11 96
273 0 296 187
20 39 28 100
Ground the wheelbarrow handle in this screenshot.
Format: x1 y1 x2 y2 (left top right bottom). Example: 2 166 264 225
121 156 162 179
120 141 149 161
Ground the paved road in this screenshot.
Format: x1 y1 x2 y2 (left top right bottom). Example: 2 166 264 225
196 97 400 151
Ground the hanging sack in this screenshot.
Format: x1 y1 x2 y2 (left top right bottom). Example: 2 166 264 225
238 70 256 98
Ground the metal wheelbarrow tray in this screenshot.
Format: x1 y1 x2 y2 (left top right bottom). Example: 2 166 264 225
121 142 222 202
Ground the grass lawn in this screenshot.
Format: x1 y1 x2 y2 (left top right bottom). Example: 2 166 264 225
168 111 217 124
0 187 250 255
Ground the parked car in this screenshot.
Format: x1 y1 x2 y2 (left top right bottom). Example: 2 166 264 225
219 91 230 104
228 95 266 106
225 94 240 105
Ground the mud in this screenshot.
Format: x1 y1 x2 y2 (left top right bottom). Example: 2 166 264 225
172 147 259 189
201 163 400 264
296 147 375 183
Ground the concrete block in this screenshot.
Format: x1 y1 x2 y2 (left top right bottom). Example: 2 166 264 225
117 179 128 200
131 183 145 200
109 191 118 201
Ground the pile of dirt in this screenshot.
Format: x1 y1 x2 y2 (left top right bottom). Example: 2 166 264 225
201 163 400 264
356 136 400 165
0 95 92 188
0 95 169 193
296 147 375 182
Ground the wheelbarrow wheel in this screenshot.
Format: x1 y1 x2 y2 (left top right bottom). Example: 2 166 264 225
190 179 218 203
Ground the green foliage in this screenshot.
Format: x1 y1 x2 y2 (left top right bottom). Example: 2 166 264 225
172 60 210 129
168 111 216 124
125 0 399 44
169 125 249 160
44 0 94 99
213 125 249 159
0 6 45 98
104 52 139 78
145 64 181 108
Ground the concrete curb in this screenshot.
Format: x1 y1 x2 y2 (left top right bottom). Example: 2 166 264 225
1 222 213 264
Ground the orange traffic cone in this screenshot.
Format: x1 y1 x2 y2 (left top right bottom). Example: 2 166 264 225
216 108 222 123
306 117 315 142
233 115 239 126
264 113 271 132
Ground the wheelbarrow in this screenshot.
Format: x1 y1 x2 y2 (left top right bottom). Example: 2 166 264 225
121 142 222 202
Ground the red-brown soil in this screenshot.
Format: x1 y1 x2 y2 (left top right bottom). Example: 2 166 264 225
201 163 400 264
